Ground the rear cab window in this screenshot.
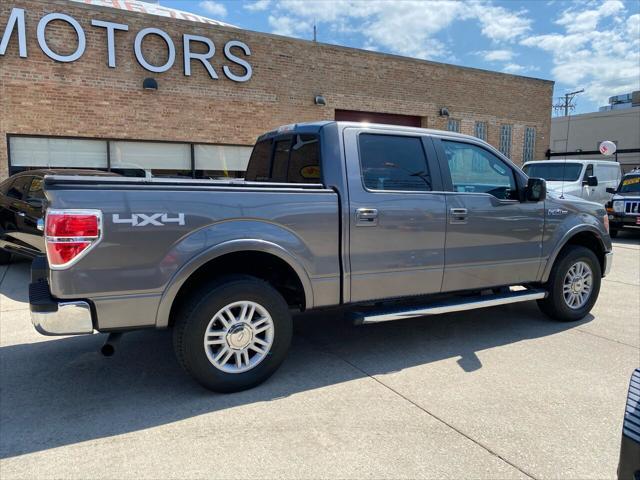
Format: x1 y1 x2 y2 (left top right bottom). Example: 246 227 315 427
244 134 321 184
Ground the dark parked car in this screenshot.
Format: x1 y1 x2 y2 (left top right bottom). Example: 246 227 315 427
0 169 116 263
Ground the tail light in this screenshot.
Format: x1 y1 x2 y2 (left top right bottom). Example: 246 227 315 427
45 209 102 269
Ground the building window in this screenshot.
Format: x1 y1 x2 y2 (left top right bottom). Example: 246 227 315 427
523 127 536 163
9 137 108 170
474 121 487 141
447 119 460 133
110 141 192 177
195 144 251 179
8 135 253 179
499 124 512 158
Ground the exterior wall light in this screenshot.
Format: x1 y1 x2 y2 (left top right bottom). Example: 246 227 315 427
314 95 327 106
143 78 158 90
439 107 449 117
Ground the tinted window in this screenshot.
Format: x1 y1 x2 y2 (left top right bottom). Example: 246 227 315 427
5 176 32 200
244 140 272 181
359 134 431 191
584 164 594 179
288 135 321 183
27 176 45 200
244 135 321 184
523 163 583 182
619 175 640 193
443 141 517 200
270 139 291 182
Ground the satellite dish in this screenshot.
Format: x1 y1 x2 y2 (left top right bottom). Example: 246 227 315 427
599 140 617 156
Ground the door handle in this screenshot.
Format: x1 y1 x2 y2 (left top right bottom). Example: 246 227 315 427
356 208 378 226
17 212 26 217
449 207 468 224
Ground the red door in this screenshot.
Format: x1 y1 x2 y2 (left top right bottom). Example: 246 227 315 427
335 109 421 127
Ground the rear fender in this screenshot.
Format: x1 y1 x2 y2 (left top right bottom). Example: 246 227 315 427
155 238 314 328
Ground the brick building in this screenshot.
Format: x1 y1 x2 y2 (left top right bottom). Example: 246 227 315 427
0 0 554 180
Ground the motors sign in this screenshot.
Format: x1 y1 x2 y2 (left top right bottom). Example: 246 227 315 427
0 7 253 82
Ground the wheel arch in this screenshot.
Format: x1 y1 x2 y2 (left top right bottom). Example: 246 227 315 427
541 226 607 282
156 239 314 328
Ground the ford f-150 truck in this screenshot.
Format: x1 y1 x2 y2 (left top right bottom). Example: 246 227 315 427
28 122 613 392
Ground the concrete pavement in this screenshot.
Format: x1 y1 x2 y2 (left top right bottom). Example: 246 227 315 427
1 231 638 479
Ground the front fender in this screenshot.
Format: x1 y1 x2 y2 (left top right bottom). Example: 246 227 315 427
540 224 609 282
155 237 315 328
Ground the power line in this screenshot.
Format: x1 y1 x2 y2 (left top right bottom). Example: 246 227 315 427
553 89 584 117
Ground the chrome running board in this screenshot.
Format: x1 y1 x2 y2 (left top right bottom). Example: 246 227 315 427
355 289 547 325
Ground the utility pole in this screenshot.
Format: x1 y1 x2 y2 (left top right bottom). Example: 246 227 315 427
553 89 584 117
313 20 317 42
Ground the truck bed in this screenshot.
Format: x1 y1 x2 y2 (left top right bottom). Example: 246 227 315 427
43 174 341 331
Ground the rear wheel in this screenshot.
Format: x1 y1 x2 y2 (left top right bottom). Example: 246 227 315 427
173 275 292 393
0 249 11 265
609 228 619 238
537 245 601 322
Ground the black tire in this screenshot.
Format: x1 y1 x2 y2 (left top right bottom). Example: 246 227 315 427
609 228 619 238
0 248 11 265
173 274 292 393
537 245 601 322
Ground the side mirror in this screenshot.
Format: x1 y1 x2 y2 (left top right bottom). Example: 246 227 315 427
606 187 616 194
526 177 546 202
584 175 598 187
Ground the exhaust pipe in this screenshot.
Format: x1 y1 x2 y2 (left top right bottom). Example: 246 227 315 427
100 332 123 357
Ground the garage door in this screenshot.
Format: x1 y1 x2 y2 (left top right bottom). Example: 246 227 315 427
335 109 422 127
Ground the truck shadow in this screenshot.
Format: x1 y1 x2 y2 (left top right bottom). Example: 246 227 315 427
0 300 591 459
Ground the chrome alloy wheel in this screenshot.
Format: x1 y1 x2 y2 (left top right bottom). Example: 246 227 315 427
562 261 593 309
203 301 275 374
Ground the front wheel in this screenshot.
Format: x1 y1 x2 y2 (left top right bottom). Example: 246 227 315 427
537 245 601 322
609 228 619 238
173 275 292 393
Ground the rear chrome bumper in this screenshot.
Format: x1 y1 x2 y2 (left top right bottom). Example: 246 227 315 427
29 280 94 336
603 251 613 277
31 301 94 336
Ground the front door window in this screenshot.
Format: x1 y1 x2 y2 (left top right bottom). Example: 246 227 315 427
442 141 517 200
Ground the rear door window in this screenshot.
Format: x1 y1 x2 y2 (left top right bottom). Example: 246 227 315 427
358 134 432 191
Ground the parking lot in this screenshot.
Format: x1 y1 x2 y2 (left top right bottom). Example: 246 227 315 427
0 232 638 479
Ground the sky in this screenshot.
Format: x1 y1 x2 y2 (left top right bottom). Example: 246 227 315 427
155 0 639 115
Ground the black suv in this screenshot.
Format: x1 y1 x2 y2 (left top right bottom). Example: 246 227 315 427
606 170 640 237
0 169 116 263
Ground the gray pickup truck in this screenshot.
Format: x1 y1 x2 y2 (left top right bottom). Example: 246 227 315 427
28 121 613 392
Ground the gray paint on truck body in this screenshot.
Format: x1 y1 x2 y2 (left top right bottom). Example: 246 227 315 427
42 121 612 332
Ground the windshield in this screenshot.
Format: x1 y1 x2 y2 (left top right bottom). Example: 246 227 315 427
619 175 640 193
523 163 583 181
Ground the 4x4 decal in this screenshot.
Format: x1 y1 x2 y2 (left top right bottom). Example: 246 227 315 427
112 213 185 227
